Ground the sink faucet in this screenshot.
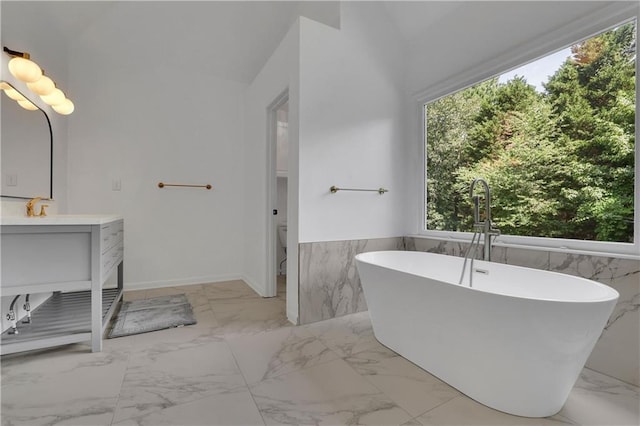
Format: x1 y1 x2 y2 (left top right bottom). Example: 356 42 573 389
469 178 500 261
26 197 48 217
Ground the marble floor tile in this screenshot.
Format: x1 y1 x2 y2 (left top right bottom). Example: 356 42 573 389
557 368 640 426
129 319 224 349
227 325 339 385
1 344 130 426
112 340 247 423
414 396 576 425
112 391 265 426
186 291 212 312
123 290 148 302
144 284 204 298
208 291 270 311
401 419 425 426
211 297 291 338
2 397 120 426
103 332 139 352
188 306 220 328
305 311 382 358
4 282 639 426
341 343 399 373
203 280 260 301
277 275 287 301
344 347 461 417
249 358 413 425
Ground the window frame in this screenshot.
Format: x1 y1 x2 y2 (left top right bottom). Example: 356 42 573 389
417 13 640 258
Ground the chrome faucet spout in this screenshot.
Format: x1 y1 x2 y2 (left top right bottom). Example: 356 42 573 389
472 195 481 225
470 178 491 227
469 178 499 261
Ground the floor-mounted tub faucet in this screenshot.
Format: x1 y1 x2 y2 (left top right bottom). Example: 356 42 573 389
469 178 500 261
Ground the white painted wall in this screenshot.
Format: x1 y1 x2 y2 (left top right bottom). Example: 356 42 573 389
65 4 246 289
243 21 300 322
297 3 409 243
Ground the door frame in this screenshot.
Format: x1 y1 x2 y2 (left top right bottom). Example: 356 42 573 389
265 89 289 298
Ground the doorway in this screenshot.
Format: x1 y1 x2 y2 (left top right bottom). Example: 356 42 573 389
266 91 289 300
275 101 289 301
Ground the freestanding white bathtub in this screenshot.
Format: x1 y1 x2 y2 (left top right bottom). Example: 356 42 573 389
355 250 619 418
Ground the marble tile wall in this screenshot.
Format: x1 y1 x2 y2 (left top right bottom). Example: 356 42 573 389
404 236 640 387
298 237 404 324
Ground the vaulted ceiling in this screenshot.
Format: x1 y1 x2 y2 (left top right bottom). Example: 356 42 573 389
1 1 341 84
2 1 617 85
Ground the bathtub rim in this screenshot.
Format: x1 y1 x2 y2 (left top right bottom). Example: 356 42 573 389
355 250 620 304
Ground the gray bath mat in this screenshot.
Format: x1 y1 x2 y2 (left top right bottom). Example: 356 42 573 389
108 294 197 338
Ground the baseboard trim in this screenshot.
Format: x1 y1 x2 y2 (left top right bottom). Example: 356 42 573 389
287 309 299 325
240 275 267 297
126 274 244 291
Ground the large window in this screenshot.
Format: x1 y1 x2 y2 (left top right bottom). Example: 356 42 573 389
424 20 637 253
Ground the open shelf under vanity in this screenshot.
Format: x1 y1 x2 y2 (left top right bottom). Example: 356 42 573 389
1 215 124 355
1 288 122 354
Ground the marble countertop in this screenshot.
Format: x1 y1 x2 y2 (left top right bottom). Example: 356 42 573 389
1 214 123 226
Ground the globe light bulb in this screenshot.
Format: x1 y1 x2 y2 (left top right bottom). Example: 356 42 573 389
18 98 38 111
4 87 26 102
27 75 55 96
52 98 74 115
40 88 65 106
8 56 42 83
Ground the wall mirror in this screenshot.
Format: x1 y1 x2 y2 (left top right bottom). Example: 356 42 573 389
1 80 53 200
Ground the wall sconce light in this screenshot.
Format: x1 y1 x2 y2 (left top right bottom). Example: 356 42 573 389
3 46 74 115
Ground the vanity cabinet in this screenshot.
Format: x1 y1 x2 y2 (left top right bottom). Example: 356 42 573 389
1 215 124 354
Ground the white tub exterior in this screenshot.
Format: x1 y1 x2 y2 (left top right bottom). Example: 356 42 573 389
355 250 619 417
